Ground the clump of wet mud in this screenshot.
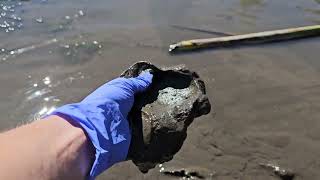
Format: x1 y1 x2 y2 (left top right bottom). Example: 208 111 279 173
260 163 295 180
159 164 215 180
121 61 211 173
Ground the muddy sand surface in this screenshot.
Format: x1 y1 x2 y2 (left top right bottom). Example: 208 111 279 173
0 0 320 179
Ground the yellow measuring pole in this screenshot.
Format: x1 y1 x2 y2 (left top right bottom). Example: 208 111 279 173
169 25 320 53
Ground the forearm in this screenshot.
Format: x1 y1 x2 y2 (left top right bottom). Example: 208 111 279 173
0 115 94 180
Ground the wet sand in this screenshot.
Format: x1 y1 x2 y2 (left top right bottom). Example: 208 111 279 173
1 0 320 179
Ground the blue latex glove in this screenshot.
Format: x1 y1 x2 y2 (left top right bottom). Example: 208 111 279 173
50 72 153 179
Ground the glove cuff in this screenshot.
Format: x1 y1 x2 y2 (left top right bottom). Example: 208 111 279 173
50 100 131 180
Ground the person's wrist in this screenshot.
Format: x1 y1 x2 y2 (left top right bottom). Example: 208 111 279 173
49 101 131 179
43 115 95 178
51 113 95 174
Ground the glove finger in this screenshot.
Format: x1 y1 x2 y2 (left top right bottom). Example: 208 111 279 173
127 72 153 93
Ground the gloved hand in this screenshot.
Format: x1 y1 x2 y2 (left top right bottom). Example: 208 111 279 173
50 72 153 179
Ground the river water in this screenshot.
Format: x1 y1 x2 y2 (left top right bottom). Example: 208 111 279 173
0 0 320 179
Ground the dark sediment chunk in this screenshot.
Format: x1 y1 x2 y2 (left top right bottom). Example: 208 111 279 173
121 62 211 173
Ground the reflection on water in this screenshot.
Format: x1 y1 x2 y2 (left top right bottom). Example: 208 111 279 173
46 9 86 33
0 38 58 61
0 1 23 33
23 75 58 121
36 106 56 116
59 40 102 64
14 72 87 122
0 36 103 63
